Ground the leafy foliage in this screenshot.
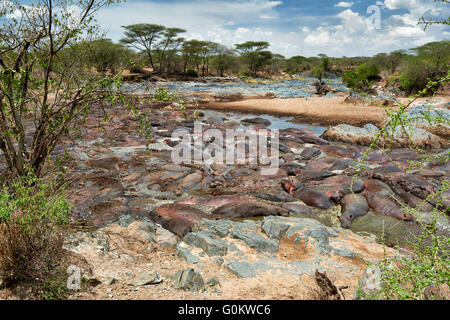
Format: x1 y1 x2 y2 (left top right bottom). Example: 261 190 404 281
0 173 71 295
342 63 380 92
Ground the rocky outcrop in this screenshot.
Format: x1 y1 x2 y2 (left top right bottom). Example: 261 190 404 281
321 123 447 149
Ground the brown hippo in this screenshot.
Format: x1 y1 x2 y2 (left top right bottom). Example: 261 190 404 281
152 203 207 236
339 194 369 228
177 195 258 207
211 202 289 219
283 180 333 210
364 193 413 221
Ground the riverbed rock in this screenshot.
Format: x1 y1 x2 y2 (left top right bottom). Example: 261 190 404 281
174 268 205 291
322 123 447 149
129 270 162 287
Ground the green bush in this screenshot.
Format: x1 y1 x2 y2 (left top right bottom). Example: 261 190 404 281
399 59 438 94
0 173 71 296
185 69 199 77
237 70 252 81
342 63 380 92
312 65 324 81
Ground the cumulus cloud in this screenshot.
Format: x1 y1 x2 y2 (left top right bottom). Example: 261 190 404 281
334 2 354 8
95 0 449 58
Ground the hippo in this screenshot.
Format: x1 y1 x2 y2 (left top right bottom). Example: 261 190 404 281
364 193 413 221
339 194 369 228
281 203 313 214
211 202 289 219
292 187 334 210
283 180 333 210
299 147 321 160
320 145 355 159
177 195 257 207
152 203 206 236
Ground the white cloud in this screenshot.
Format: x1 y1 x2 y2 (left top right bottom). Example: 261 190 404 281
94 0 449 58
259 15 277 19
334 2 354 8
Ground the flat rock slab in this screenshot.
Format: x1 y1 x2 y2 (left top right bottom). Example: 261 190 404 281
173 268 205 291
129 270 162 287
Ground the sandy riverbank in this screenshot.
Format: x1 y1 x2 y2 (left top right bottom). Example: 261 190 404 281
201 97 399 127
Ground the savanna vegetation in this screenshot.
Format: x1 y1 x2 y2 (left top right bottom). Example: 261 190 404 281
0 0 448 300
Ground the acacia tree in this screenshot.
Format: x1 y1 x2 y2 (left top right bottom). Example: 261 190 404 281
211 44 235 77
0 0 122 177
120 23 166 71
181 39 203 73
157 27 185 74
85 38 132 73
235 41 270 76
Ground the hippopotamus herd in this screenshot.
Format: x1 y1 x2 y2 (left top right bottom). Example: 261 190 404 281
69 106 448 237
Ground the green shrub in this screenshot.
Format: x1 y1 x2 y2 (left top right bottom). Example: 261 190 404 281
398 59 439 94
342 63 380 92
185 69 199 77
312 66 324 81
237 71 252 81
0 173 71 296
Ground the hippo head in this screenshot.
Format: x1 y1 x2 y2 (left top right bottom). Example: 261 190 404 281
339 214 353 229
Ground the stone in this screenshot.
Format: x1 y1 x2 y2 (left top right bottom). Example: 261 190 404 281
129 270 162 287
155 227 178 248
203 219 234 238
358 265 382 297
64 231 110 254
230 229 279 253
174 268 205 291
261 219 291 240
322 123 447 149
119 215 136 227
183 230 228 256
176 244 201 264
225 260 259 278
104 277 117 285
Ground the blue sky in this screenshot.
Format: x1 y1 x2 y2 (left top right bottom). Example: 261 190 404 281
9 0 450 57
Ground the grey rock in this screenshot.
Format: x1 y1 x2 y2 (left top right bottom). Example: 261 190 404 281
333 247 355 258
139 220 158 233
130 270 162 287
261 219 291 240
203 219 234 238
155 227 178 248
230 229 279 253
64 231 110 254
358 265 382 297
213 257 224 266
183 230 228 256
300 147 321 160
104 277 117 285
119 215 136 227
176 245 201 264
174 268 204 291
225 260 259 278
